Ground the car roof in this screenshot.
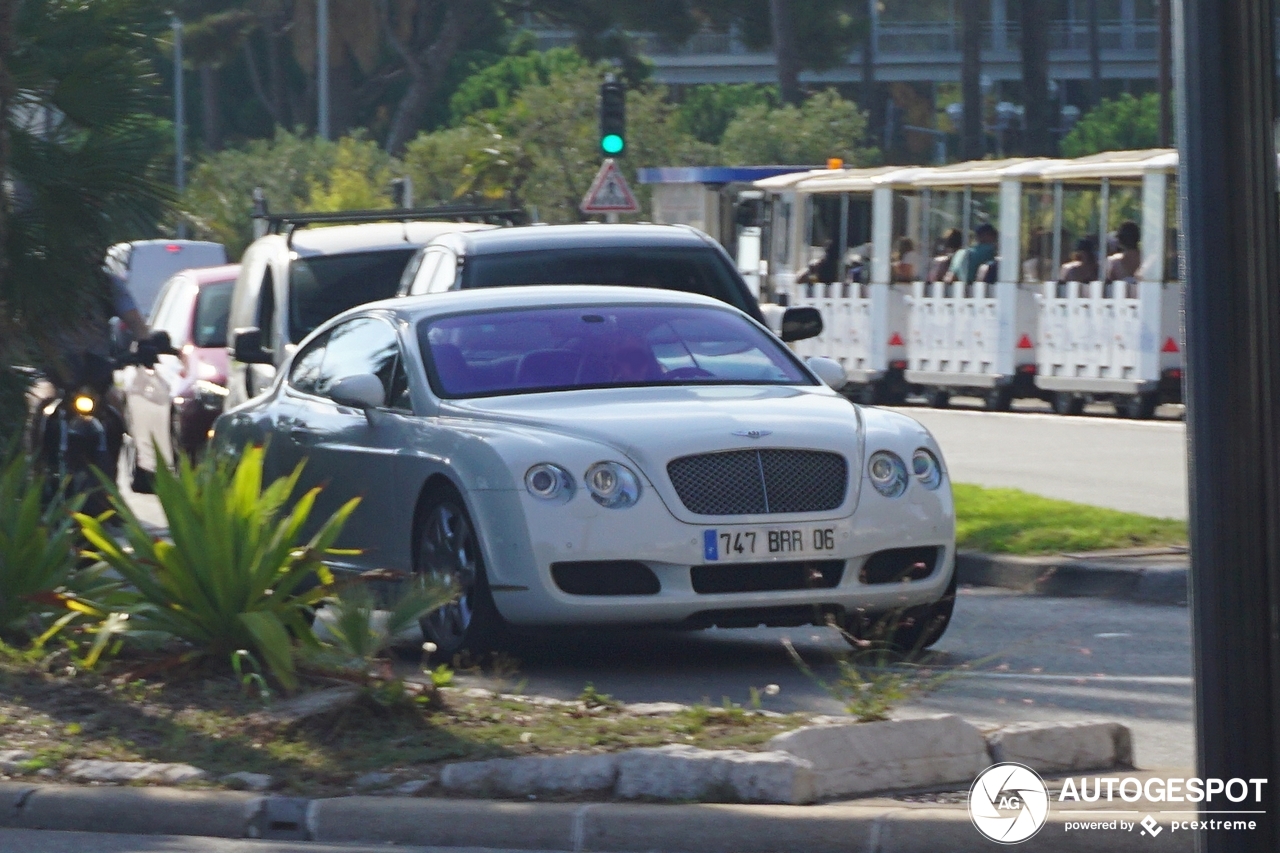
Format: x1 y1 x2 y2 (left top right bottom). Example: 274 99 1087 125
427 223 714 256
288 221 495 257
185 263 241 285
365 284 734 324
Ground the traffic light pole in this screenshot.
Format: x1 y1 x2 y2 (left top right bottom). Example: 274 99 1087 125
1179 0 1280 847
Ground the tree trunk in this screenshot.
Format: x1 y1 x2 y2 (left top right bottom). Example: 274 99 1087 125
384 2 477 155
769 0 802 105
960 0 984 159
1087 0 1102 107
0 0 12 293
862 0 880 149
199 65 221 150
1019 0 1051 155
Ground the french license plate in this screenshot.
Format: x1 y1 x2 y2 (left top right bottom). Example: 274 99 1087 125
703 526 836 562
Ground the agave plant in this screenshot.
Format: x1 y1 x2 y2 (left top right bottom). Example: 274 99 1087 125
0 448 84 642
311 575 456 678
76 445 359 690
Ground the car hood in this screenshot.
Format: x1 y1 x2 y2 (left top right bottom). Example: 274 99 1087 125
443 385 864 521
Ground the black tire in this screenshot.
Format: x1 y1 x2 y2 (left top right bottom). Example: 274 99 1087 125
1121 392 1157 420
926 387 951 409
845 569 957 653
1052 392 1085 416
985 386 1014 412
413 490 506 660
854 383 879 406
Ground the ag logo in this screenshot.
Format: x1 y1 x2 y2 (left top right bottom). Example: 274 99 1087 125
969 763 1051 844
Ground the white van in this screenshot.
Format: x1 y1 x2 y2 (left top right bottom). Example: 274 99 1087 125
104 239 228 316
225 216 499 408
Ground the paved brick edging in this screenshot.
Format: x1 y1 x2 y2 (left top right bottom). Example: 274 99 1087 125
956 551 1188 605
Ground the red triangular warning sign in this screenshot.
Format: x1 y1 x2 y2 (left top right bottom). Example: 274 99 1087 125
1162 337 1180 353
888 332 904 347
1017 334 1034 348
580 159 640 214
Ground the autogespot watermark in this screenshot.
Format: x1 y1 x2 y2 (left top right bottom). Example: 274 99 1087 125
967 763 1268 844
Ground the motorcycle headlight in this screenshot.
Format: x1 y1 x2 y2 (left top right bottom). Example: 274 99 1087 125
525 463 574 502
72 392 96 416
868 451 908 498
585 461 641 509
912 448 943 490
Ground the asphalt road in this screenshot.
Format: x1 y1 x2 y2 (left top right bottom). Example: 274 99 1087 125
430 587 1193 771
887 406 1188 519
0 830 555 853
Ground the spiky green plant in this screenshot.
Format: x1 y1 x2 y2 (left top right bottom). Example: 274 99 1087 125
312 576 456 676
76 445 358 690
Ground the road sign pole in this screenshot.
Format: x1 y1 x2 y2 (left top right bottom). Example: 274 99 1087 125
1179 0 1280 847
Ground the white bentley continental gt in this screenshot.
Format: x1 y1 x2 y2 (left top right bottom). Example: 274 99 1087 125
213 286 956 657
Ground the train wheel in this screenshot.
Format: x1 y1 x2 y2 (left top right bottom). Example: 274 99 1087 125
1052 392 1085 416
926 387 951 409
985 386 1014 412
1122 393 1158 420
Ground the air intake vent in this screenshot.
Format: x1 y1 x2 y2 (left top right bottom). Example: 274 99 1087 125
551 561 660 595
667 449 847 515
859 546 941 585
691 559 845 594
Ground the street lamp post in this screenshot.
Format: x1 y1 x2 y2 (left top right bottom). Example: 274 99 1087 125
317 0 329 140
171 16 186 236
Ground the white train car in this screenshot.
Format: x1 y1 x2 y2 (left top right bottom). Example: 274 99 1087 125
754 149 1183 418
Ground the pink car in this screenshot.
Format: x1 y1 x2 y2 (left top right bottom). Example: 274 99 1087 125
123 264 238 492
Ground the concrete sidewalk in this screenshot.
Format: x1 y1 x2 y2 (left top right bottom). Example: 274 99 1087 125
957 547 1189 605
0 775 1206 852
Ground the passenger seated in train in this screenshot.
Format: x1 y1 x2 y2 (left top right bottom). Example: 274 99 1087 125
1022 228 1052 282
1059 236 1100 282
945 223 998 284
797 239 839 284
892 237 919 282
927 229 964 282
1106 220 1142 282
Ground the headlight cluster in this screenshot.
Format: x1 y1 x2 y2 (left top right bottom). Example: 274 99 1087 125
868 448 944 497
525 460 642 509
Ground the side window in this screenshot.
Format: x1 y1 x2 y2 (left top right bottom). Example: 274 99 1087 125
316 317 401 404
409 249 446 296
288 332 328 395
427 251 459 293
258 268 276 351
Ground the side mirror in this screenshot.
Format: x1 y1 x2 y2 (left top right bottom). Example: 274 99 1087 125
781 306 823 342
806 356 847 391
329 373 386 411
231 327 273 365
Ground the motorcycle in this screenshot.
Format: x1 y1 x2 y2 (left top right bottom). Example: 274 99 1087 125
28 332 175 517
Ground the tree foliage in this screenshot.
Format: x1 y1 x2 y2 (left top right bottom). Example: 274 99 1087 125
719 89 875 166
1060 93 1161 158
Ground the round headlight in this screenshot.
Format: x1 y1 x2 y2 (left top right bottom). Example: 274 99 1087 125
868 451 908 498
585 461 641 508
912 448 943 490
72 393 96 416
525 463 574 502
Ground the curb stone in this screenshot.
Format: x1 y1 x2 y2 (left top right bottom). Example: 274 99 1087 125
0 781 1194 851
956 550 1188 605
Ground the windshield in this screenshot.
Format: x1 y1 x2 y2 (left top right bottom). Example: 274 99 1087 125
191 280 234 348
460 247 756 316
419 304 812 399
289 249 416 343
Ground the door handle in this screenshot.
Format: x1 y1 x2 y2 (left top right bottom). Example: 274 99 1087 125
288 426 319 444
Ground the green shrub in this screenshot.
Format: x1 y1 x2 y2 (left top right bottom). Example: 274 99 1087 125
76 445 358 690
311 576 455 676
0 448 86 643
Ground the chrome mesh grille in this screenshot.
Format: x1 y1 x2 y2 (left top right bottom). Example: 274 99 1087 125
667 449 847 515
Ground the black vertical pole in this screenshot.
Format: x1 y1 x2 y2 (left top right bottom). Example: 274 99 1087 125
1179 0 1280 848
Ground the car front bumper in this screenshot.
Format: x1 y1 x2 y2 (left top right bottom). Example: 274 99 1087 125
473 483 955 628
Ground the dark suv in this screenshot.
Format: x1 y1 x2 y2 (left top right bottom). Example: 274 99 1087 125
395 223 821 342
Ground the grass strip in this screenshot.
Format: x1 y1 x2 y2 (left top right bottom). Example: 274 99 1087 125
953 483 1188 555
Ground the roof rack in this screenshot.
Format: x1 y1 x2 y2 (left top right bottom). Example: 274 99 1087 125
251 204 527 238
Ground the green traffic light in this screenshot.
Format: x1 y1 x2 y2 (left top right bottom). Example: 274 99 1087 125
601 134 625 155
